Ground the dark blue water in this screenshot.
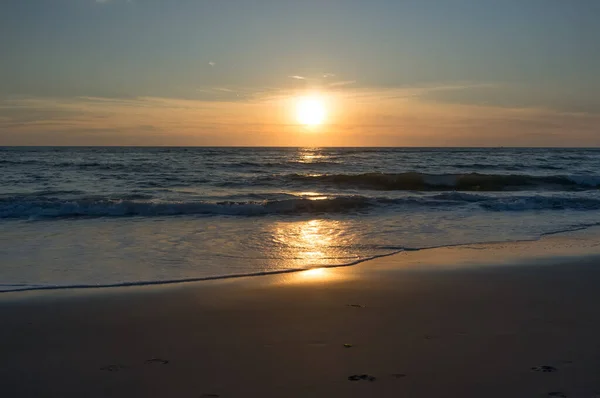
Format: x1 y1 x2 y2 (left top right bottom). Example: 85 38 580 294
1 147 600 291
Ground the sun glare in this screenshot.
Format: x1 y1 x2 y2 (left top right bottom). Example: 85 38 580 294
296 96 326 126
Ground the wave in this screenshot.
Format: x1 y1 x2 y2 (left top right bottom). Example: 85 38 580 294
0 196 378 219
432 192 600 211
450 163 565 171
479 196 600 211
0 158 347 172
2 192 600 219
0 159 169 173
0 159 44 166
287 172 600 191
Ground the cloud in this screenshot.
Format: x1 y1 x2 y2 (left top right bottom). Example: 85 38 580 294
343 82 499 102
208 61 216 67
289 74 339 80
193 86 261 101
2 82 599 146
328 80 356 87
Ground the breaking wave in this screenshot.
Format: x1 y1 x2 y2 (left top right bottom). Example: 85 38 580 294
2 192 600 219
0 196 376 218
287 172 600 191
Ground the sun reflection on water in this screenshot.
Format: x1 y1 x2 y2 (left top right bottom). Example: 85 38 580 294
271 218 358 283
296 148 328 164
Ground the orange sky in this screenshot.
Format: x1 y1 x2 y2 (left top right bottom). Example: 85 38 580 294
2 83 599 146
1 1 599 146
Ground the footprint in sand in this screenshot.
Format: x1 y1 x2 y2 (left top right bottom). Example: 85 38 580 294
100 364 126 372
343 344 353 348
145 358 169 365
548 392 567 397
348 374 376 382
346 304 364 308
531 365 557 373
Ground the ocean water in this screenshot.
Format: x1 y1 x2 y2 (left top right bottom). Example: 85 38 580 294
1 147 600 292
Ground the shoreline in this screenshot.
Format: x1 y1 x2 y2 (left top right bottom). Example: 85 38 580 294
4 224 600 296
3 229 600 397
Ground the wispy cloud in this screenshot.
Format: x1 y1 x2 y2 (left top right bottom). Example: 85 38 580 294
344 82 499 101
328 80 356 87
193 86 261 101
289 73 339 81
2 82 598 146
208 61 216 67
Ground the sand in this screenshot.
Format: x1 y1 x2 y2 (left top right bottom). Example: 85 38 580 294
2 233 600 397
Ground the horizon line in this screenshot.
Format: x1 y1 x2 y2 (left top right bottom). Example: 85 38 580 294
1 145 600 149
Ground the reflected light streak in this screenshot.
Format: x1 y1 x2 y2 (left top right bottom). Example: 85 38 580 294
271 219 357 284
300 267 328 278
297 148 328 164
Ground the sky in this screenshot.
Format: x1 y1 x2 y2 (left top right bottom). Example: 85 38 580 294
0 0 599 146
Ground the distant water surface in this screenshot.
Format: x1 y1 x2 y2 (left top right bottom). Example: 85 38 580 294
2 147 600 291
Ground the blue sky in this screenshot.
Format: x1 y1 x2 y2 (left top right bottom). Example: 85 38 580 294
1 0 599 146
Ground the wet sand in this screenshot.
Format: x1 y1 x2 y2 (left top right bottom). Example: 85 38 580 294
2 234 600 398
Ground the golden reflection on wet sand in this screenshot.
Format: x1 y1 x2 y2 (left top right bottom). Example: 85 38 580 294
271 219 357 284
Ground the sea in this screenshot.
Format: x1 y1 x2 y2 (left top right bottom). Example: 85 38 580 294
2 147 600 292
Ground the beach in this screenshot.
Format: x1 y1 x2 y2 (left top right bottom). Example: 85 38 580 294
3 0 600 396
3 231 600 398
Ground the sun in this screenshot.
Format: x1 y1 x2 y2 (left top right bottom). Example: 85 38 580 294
296 96 326 126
